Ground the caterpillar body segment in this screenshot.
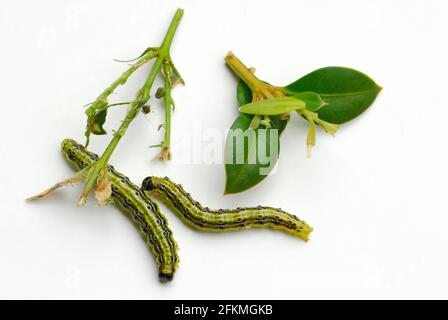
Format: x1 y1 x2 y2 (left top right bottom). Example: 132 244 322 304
61 139 179 282
141 176 313 241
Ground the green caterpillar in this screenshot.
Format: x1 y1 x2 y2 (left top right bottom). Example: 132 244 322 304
61 139 179 282
141 177 313 241
61 138 312 284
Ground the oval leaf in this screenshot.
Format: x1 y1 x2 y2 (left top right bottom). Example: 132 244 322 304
224 113 287 194
225 80 288 194
239 97 305 115
285 67 381 124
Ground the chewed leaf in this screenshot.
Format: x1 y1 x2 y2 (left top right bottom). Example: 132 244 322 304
285 67 381 124
168 60 185 87
293 91 327 112
85 100 109 145
89 109 108 135
239 97 305 115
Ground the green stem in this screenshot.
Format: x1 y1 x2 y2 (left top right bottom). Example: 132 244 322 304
225 51 279 99
161 62 173 160
79 8 183 204
159 9 184 57
84 47 157 147
95 52 156 104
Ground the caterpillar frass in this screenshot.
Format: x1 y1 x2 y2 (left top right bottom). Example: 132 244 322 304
141 177 313 241
61 139 179 282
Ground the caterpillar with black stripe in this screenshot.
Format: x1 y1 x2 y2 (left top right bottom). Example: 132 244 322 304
61 138 312 283
61 138 179 282
141 177 313 241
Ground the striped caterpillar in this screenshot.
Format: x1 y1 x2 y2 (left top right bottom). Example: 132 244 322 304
61 139 179 282
61 139 312 283
141 177 313 241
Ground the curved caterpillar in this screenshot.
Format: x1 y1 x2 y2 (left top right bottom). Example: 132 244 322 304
141 176 313 241
61 139 179 282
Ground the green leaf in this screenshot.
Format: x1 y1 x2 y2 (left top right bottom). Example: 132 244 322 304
85 100 109 138
293 91 327 112
237 79 253 107
225 80 288 194
224 113 287 194
239 97 305 115
285 67 381 124
84 108 107 146
90 109 108 135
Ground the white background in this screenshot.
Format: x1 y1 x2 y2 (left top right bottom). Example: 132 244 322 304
1 0 447 299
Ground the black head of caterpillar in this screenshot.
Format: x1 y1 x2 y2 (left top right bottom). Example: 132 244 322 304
142 176 156 192
141 176 313 241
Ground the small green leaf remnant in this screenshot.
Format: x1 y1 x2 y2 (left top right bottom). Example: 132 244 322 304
239 97 306 115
